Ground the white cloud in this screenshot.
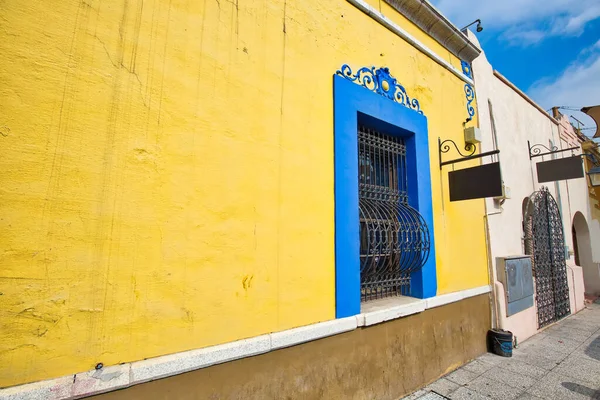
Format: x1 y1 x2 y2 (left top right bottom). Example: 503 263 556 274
528 44 600 136
431 0 600 135
432 0 600 47
562 5 600 34
502 29 546 46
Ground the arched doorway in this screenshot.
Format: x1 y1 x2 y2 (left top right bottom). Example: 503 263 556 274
523 187 570 328
573 212 600 294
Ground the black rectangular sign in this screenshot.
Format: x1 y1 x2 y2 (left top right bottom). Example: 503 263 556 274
536 156 584 183
449 162 503 202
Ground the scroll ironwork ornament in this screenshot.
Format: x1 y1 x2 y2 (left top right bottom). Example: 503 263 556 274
439 137 499 169
464 84 475 118
440 138 477 158
336 64 423 115
527 140 581 159
529 143 558 158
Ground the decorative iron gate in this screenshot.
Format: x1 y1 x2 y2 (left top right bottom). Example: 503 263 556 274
524 187 570 328
358 125 430 301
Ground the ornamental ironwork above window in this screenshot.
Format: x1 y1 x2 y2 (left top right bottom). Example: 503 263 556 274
358 125 430 301
336 64 423 115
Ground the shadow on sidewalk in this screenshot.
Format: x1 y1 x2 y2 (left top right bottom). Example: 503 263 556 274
561 382 600 399
586 336 600 361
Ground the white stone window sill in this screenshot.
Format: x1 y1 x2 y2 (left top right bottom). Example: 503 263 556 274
0 285 490 400
355 285 491 327
358 296 427 326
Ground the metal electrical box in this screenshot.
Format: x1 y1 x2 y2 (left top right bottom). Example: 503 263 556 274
496 256 534 316
464 126 481 144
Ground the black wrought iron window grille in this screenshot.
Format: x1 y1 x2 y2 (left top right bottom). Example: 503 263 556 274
358 126 430 302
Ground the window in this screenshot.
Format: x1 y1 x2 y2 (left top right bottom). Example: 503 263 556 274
333 69 437 316
358 125 430 301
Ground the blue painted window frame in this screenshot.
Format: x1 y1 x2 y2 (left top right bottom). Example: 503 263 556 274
333 75 437 318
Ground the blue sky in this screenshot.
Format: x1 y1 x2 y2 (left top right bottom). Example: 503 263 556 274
431 0 600 137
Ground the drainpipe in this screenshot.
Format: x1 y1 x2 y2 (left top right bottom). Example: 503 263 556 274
484 210 499 329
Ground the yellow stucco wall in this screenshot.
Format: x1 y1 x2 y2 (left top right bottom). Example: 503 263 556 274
0 0 488 387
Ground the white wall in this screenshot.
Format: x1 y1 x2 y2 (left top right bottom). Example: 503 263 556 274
573 212 600 293
469 32 588 341
592 219 600 263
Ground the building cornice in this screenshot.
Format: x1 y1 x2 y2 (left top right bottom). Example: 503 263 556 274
383 0 481 62
347 0 474 85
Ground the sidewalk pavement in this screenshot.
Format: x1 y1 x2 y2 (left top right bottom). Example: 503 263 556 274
403 303 600 400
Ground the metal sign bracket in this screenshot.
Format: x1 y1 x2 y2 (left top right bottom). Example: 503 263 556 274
439 138 500 169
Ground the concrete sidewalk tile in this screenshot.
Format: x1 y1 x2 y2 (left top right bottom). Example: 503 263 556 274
445 369 479 385
546 322 591 333
515 393 545 400
560 319 600 333
563 320 595 329
571 340 600 363
482 366 537 390
447 387 491 400
462 359 495 375
464 375 522 400
537 335 584 353
518 342 572 361
565 324 599 335
497 359 547 379
401 389 429 400
570 351 600 364
426 378 460 396
554 356 600 386
582 335 600 351
401 391 451 400
572 317 600 327
513 352 565 370
546 327 592 343
518 332 548 348
580 349 600 363
477 352 506 365
527 371 599 400
412 393 449 400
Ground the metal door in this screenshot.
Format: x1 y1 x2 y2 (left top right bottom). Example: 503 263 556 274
524 187 570 328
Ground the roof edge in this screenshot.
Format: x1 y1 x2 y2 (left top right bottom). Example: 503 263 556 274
383 0 481 62
493 70 559 126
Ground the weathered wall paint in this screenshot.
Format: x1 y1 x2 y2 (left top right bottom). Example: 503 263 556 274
95 295 491 400
0 0 488 387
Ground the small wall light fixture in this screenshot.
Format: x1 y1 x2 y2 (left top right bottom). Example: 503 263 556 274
581 153 600 187
461 19 483 33
588 166 600 187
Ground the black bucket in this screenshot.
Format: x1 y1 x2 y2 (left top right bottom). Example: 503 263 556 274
487 329 513 357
